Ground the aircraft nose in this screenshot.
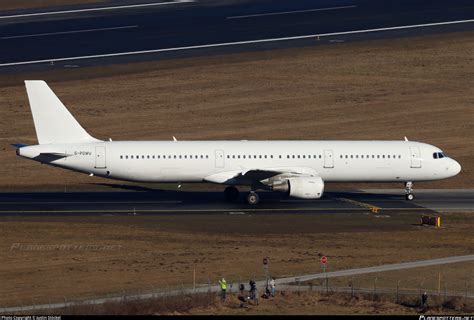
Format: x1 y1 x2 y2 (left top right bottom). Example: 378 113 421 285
451 159 461 176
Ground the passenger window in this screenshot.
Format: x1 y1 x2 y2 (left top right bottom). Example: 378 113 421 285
206 155 209 159
345 155 348 159
387 155 390 159
297 155 300 159
120 155 123 159
350 155 353 159
126 155 129 159
264 155 267 159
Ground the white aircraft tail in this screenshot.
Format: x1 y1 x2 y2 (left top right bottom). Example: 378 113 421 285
25 80 100 144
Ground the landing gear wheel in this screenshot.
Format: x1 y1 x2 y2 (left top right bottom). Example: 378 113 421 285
404 181 414 201
247 192 259 205
224 186 239 202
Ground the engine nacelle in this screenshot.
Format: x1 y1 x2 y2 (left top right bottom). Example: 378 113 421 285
287 176 324 199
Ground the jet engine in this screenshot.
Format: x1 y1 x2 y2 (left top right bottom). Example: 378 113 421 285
272 176 324 199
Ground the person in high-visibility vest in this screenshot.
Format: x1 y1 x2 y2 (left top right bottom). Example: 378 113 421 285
219 277 227 301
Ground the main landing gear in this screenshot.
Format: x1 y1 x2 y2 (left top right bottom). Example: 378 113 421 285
224 186 239 202
224 187 260 205
405 181 414 201
247 191 260 205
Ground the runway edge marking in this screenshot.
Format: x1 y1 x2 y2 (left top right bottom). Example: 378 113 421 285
1 19 474 67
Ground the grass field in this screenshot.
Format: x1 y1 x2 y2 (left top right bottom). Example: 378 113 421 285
0 211 473 309
0 32 472 191
38 291 474 315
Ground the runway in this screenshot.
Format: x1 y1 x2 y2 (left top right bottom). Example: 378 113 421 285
0 189 472 215
1 0 473 70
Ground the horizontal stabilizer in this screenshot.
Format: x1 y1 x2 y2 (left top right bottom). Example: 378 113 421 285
40 152 73 158
11 143 28 148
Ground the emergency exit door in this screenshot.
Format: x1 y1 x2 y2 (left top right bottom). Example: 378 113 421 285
95 146 106 169
215 150 224 168
323 149 334 168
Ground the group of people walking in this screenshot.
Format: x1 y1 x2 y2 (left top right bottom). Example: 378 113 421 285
218 277 276 305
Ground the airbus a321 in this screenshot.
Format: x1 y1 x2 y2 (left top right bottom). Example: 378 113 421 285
15 81 461 205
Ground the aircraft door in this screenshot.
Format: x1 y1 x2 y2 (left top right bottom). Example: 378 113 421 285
95 146 106 168
323 149 334 168
215 150 225 168
409 146 422 168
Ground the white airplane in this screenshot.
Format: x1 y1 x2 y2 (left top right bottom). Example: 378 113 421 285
15 81 461 205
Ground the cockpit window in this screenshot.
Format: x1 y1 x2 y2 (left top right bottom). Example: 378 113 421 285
433 152 446 159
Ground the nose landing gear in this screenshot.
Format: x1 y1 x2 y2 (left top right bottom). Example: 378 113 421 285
405 181 414 201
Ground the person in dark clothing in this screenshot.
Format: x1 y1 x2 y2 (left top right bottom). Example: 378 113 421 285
421 291 428 308
238 283 247 307
249 280 258 305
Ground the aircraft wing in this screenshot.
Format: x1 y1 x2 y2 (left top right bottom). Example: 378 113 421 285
204 167 318 185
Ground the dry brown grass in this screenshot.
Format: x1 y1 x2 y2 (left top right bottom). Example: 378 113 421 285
0 32 473 191
0 212 472 308
30 291 474 315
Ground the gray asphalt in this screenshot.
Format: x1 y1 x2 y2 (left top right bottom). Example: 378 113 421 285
2 253 472 313
1 0 473 71
0 189 472 215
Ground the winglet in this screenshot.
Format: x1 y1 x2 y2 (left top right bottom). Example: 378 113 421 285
404 136 409 141
173 136 178 141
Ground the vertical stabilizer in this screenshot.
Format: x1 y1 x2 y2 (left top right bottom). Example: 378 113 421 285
24 80 100 144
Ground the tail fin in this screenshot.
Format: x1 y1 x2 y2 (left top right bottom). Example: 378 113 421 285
25 80 100 144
